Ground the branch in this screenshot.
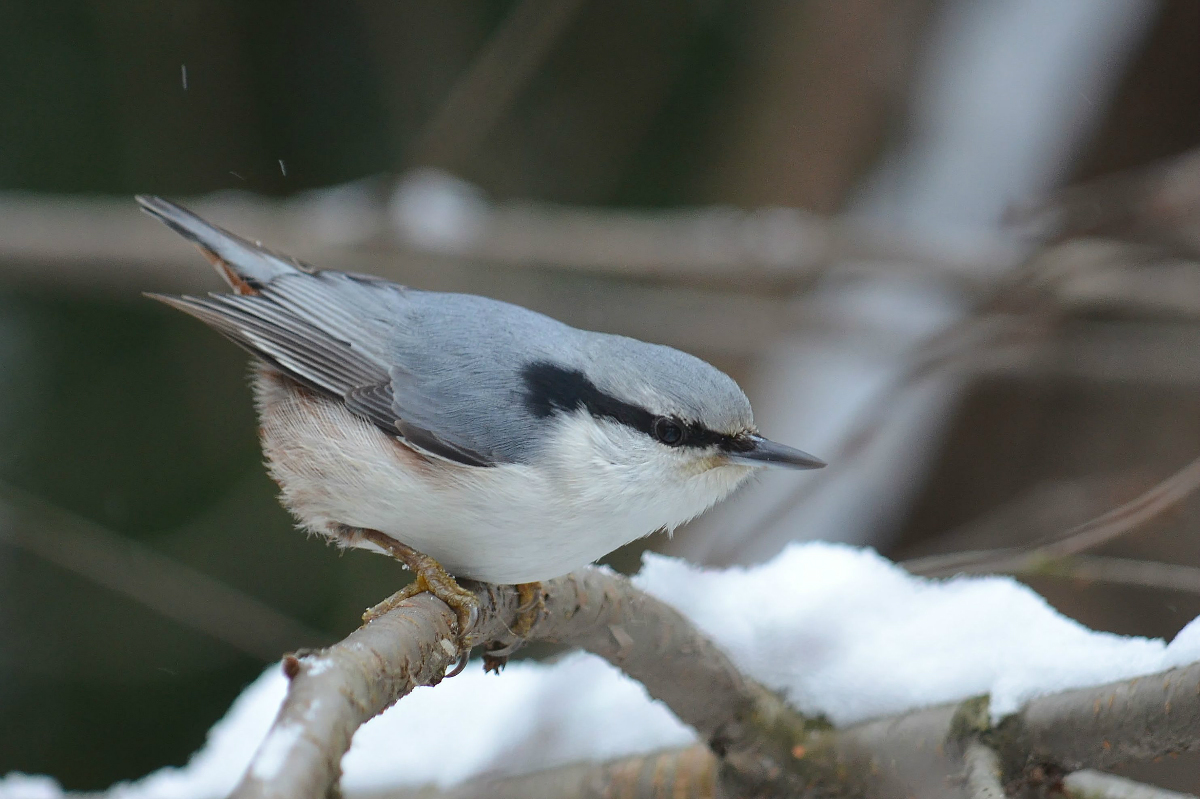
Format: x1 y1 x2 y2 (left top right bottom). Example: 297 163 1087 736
906 452 1200 580
0 480 328 660
0 191 1005 296
760 660 1200 798
231 568 828 799
233 552 1200 799
350 746 721 799
351 661 1200 799
1062 770 1198 799
407 0 588 170
962 743 1007 799
943 554 1200 597
994 662 1200 775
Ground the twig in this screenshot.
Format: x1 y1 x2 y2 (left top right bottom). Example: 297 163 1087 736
905 453 1200 579
963 742 1008 799
230 568 827 799
1013 146 1200 254
409 0 588 169
350 746 721 799
712 312 1016 562
0 191 1008 294
913 553 1200 597
1062 770 1198 799
1039 455 1200 559
0 481 328 661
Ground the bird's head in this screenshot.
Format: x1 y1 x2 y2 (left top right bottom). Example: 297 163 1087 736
520 336 823 516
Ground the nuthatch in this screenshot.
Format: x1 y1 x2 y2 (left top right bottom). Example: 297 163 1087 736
140 196 823 643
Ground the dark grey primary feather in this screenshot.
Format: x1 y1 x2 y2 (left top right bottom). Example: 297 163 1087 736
139 196 756 467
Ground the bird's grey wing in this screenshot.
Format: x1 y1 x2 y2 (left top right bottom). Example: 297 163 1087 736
151 273 502 468
343 382 494 467
140 196 524 466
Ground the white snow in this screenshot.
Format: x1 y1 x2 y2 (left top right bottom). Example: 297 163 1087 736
4 543 1199 797
635 543 1197 722
0 775 60 799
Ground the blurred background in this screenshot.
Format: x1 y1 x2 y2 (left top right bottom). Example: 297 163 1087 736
3 0 1200 792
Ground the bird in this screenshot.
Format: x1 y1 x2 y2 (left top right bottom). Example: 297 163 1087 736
138 195 824 646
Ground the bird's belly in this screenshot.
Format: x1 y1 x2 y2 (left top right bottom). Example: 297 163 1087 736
254 370 690 583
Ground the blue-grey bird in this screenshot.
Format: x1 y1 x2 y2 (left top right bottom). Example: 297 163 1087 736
139 195 823 640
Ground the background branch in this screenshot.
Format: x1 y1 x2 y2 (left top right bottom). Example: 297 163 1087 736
0 481 328 661
905 452 1200 580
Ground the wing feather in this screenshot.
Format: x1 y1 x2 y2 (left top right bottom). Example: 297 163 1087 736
150 290 498 467
141 198 568 469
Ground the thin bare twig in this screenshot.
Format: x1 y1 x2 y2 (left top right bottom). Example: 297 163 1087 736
905 453 1200 579
409 0 589 169
0 481 328 661
1039 454 1200 559
716 312 1018 562
911 553 1200 597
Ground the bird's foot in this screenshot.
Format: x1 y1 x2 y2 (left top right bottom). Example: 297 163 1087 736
356 529 480 648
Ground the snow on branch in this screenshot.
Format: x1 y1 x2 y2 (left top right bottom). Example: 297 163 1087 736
7 544 1200 798
230 559 1200 799
358 661 1200 798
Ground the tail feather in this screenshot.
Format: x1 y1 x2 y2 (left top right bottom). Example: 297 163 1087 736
136 195 301 294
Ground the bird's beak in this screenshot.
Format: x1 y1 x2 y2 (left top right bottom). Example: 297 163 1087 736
727 435 826 470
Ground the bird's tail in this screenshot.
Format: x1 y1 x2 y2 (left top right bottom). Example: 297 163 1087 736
136 195 302 295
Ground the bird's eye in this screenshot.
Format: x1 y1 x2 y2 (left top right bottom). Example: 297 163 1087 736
653 417 686 446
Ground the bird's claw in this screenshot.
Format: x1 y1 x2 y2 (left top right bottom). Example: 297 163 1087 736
356 529 480 654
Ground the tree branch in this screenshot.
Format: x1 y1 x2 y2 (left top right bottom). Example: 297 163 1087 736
1062 770 1199 799
230 568 826 799
349 660 1200 799
0 481 329 661
350 746 722 799
962 742 1007 799
232 555 1200 799
994 662 1200 775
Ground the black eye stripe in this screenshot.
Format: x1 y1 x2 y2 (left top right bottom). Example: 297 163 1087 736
521 362 752 452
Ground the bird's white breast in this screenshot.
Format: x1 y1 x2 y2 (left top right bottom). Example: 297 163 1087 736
254 369 753 583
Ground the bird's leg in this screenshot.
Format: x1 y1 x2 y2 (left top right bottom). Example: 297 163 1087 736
512 581 545 637
355 528 480 645
482 581 545 672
